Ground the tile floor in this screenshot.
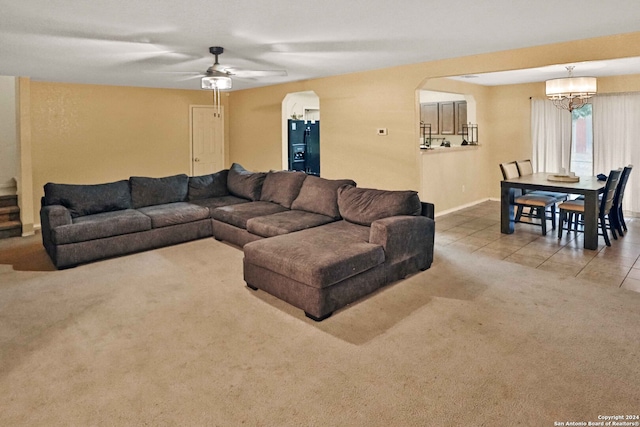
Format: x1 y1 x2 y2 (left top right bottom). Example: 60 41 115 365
435 200 640 292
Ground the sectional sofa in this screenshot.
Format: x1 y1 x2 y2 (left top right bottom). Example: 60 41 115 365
40 163 435 320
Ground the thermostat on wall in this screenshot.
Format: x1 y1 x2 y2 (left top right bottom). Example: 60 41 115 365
377 128 388 136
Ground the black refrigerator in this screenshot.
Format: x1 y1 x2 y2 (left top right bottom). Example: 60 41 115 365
288 120 320 176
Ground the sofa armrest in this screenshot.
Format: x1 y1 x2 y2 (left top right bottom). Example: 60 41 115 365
40 205 72 263
41 205 72 228
369 215 435 266
421 202 435 220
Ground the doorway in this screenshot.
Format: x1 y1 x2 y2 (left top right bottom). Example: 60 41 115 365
281 91 320 175
190 105 224 176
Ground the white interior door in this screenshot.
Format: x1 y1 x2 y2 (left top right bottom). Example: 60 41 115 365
191 106 224 176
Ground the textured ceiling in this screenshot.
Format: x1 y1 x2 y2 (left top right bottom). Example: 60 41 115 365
1 0 640 91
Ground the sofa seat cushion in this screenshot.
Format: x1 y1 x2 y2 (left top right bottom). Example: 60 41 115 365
189 195 250 217
51 209 152 245
246 210 335 238
137 202 210 228
243 221 384 289
211 201 288 229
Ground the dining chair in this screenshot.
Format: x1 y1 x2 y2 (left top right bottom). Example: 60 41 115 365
500 161 558 235
557 169 622 246
609 165 633 237
515 159 568 202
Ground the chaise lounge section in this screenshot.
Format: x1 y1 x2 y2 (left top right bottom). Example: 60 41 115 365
242 185 435 320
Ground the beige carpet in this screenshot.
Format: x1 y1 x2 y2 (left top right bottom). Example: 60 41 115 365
1 235 639 426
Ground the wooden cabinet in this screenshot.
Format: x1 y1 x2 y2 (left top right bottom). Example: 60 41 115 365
455 101 467 135
420 100 467 136
420 103 439 134
439 102 455 135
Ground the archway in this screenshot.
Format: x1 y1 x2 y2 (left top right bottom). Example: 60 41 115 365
281 91 320 174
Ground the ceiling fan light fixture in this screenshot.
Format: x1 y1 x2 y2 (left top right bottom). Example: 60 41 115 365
546 66 597 112
201 75 232 90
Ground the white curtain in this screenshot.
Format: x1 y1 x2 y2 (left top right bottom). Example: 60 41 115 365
531 99 572 173
592 92 640 213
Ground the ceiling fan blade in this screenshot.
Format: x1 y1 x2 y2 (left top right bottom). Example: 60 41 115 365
224 68 288 78
178 74 206 81
146 70 203 75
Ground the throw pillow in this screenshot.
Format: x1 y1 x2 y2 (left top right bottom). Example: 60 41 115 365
227 163 266 201
260 170 307 208
337 185 422 226
291 175 356 219
188 169 229 201
130 174 189 208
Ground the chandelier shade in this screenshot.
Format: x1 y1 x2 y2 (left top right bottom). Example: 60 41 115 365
545 77 597 99
545 66 596 112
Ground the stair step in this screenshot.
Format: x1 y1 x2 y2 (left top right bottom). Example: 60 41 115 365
0 206 20 223
0 195 18 208
0 206 19 214
0 220 21 239
0 220 21 230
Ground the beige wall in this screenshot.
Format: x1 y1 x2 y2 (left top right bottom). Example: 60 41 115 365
16 31 640 226
230 68 423 190
26 81 226 224
228 32 640 214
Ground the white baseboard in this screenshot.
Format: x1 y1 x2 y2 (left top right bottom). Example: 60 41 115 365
435 198 493 218
20 223 40 237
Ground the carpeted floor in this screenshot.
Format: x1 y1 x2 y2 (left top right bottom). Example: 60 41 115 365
1 233 639 426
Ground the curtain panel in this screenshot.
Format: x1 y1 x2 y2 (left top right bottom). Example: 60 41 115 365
530 99 572 174
592 92 640 213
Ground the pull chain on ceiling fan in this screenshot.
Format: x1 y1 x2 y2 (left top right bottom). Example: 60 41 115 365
202 47 232 115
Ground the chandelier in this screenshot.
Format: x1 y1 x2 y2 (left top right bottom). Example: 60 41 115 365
545 66 597 112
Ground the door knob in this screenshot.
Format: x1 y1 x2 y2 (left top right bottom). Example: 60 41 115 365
194 158 200 162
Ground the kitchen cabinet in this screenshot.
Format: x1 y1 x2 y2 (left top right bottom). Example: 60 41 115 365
420 100 467 136
420 103 439 134
439 102 455 135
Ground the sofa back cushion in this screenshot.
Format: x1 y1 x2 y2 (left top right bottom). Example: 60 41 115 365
260 170 307 208
188 169 229 201
227 163 266 201
43 180 132 218
130 174 189 208
291 175 356 219
337 185 422 226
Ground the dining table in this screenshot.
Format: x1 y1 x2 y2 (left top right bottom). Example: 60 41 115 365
500 173 606 250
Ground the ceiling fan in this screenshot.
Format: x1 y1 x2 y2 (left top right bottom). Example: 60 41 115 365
200 46 287 90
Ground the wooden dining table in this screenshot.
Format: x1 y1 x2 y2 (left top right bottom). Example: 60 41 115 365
500 173 606 250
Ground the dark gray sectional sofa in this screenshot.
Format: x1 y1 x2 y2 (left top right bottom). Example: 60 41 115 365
41 163 435 321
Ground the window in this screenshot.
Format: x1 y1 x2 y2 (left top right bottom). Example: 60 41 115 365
570 104 593 176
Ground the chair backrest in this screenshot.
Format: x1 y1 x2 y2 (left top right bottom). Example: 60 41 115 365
611 165 633 210
515 159 534 176
600 169 622 215
500 162 520 180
